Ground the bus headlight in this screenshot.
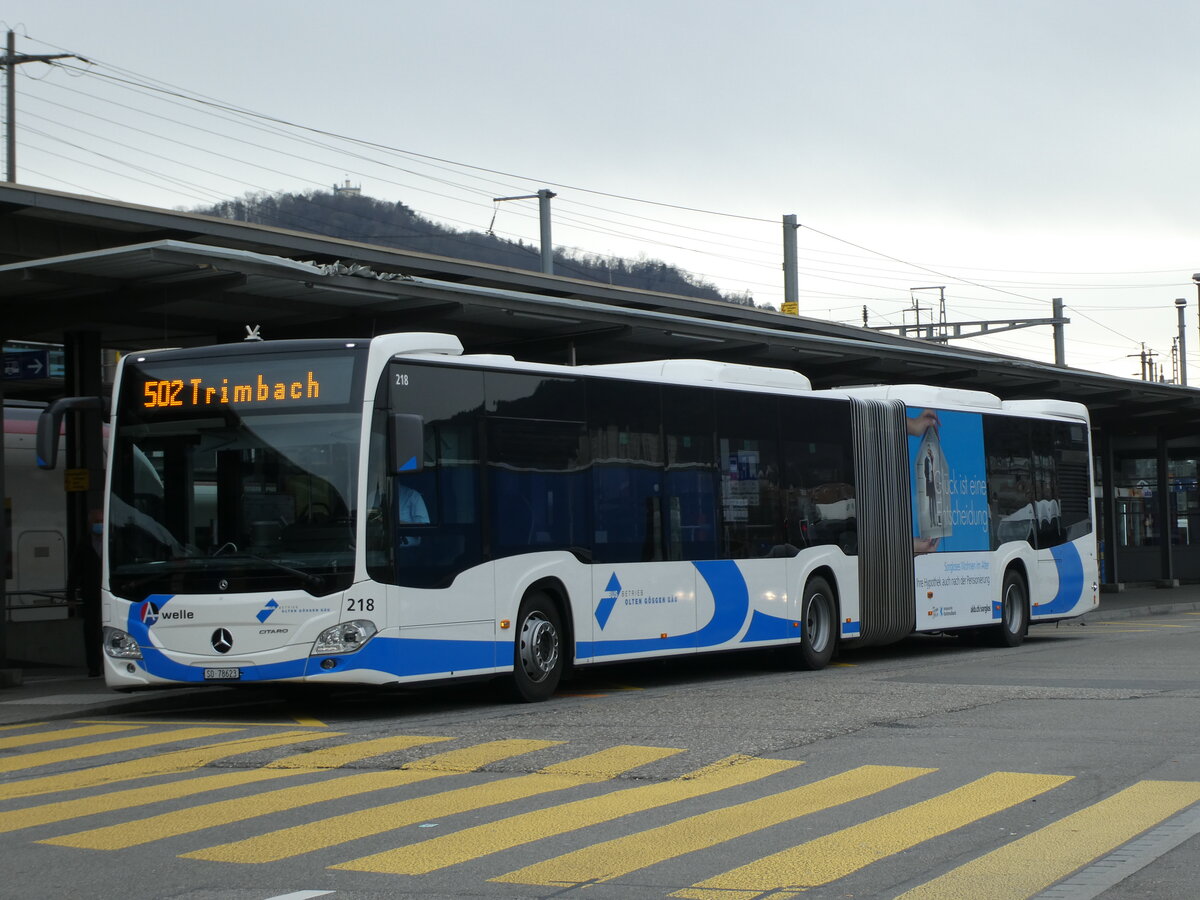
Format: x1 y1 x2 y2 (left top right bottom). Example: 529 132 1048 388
103 627 143 660
311 620 377 655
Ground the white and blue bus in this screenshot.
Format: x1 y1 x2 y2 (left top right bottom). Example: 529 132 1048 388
39 332 1097 700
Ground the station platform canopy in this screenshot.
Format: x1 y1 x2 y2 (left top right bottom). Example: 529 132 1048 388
0 182 1192 435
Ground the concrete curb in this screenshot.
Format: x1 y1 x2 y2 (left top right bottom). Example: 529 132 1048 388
0 684 223 726
1080 600 1200 622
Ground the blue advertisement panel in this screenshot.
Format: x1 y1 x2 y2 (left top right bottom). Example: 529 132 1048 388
906 407 989 553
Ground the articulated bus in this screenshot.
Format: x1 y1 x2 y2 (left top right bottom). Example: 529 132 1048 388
39 332 1097 700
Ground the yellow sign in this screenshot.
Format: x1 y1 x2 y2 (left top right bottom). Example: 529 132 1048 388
781 302 799 316
64 469 90 493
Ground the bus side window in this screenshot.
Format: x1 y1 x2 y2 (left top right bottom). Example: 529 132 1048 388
985 416 1034 549
663 386 718 562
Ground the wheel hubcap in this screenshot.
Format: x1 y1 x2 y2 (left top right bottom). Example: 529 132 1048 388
1004 584 1021 632
807 593 830 652
519 612 560 682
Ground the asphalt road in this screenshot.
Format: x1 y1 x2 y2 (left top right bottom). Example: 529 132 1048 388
2 610 1199 900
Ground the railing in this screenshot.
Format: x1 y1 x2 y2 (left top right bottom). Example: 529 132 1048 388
4 590 72 622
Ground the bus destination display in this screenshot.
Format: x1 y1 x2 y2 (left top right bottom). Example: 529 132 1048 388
127 353 359 414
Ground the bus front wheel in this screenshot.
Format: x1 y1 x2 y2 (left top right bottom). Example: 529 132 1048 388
506 592 564 702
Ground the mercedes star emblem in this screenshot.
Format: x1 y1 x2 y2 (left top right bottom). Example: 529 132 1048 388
211 628 234 654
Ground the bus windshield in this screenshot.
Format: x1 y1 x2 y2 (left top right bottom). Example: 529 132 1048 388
108 349 364 598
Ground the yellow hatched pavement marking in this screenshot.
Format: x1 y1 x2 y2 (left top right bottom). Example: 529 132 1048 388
80 717 332 728
0 727 240 775
45 738 554 851
674 771 1070 899
2 734 443 834
260 734 451 770
0 723 140 750
194 744 680 866
896 780 1200 900
0 722 46 731
0 730 333 802
339 754 801 875
494 764 932 888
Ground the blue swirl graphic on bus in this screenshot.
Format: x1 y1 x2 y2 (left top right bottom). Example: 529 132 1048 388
1037 542 1086 615
578 560 749 657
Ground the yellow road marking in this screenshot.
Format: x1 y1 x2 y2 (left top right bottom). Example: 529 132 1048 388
46 738 554 851
345 754 801 875
675 771 1070 898
494 764 933 887
1093 622 1189 628
0 722 46 731
195 744 679 866
291 715 327 727
1091 629 1162 633
0 727 239 775
896 780 1200 900
261 734 450 770
0 731 332 802
0 723 139 750
79 717 331 728
3 734 442 833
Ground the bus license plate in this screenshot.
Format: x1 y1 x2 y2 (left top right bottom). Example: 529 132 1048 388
203 667 241 680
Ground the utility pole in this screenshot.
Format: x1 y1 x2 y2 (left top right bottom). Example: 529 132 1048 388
1176 297 1188 386
1129 343 1159 381
781 214 799 315
492 188 556 274
904 292 932 337
910 286 946 340
1 31 87 182
1052 297 1066 366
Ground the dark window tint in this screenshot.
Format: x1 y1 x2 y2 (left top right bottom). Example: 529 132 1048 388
716 391 784 559
1031 420 1092 546
371 363 485 587
779 397 857 554
590 380 663 563
985 416 1034 548
487 417 589 559
1057 423 1093 539
486 373 585 420
663 386 718 561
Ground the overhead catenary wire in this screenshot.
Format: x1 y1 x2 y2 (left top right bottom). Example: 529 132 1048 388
9 37 1181 371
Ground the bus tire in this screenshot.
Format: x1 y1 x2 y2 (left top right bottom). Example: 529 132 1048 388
506 592 564 702
989 569 1029 648
789 575 837 670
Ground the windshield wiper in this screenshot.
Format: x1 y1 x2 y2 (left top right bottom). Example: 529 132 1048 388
210 549 325 589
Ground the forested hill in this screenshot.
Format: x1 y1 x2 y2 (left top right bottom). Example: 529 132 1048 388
191 189 757 306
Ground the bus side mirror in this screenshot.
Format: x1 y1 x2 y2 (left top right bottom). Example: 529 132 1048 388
388 413 425 474
36 396 105 470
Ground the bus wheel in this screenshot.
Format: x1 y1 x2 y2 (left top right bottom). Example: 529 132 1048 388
989 569 1029 648
789 576 837 670
507 592 564 702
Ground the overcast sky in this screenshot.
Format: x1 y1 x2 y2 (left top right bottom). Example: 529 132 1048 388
11 0 1200 380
